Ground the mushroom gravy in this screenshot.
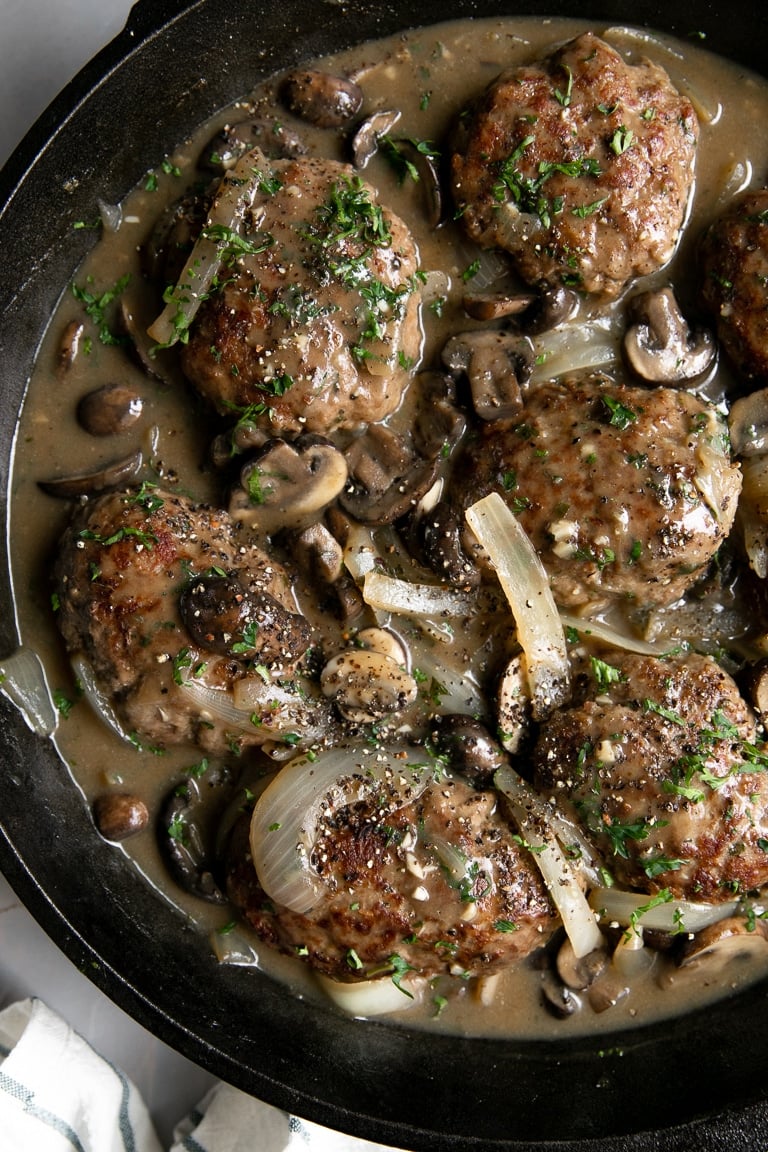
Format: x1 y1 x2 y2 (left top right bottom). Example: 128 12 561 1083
8 15 768 1039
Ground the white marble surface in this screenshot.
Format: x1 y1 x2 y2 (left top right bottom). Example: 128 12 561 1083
0 0 219 1144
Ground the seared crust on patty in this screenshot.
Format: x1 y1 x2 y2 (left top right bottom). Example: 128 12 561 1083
451 33 698 298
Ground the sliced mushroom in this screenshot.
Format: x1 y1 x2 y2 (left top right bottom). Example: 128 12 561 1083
77 382 144 437
320 635 417 724
339 424 439 525
351 109 401 168
38 448 143 498
742 657 768 719
288 521 345 585
623 286 717 384
200 115 307 170
179 573 311 663
209 420 269 471
411 372 467 461
728 387 768 457
417 501 480 589
587 970 630 1013
496 655 532 754
441 330 534 420
556 937 608 991
57 319 85 376
281 69 363 128
541 969 582 1019
158 779 227 904
428 714 505 786
231 434 348 534
119 300 177 387
678 915 768 971
512 285 580 335
462 291 536 323
382 136 443 229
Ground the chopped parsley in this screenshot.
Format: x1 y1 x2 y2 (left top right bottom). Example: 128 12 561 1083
492 136 602 229
71 273 131 346
601 395 638 429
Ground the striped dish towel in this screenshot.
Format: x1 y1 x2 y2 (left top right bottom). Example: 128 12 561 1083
0 999 410 1152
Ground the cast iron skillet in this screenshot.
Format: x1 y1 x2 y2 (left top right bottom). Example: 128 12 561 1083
2 2 768 1148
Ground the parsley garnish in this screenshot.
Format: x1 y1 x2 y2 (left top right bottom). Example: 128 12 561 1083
610 126 635 155
602 395 638 429
71 273 131 346
590 657 624 691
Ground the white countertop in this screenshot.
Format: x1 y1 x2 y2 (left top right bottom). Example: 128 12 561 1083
0 1 219 1144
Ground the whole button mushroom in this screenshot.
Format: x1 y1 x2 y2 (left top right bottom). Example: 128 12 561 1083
93 792 149 841
281 69 363 128
77 382 144 436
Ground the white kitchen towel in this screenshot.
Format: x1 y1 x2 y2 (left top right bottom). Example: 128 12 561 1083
0 997 163 1152
0 998 409 1152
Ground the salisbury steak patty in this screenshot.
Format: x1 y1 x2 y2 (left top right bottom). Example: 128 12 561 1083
451 373 741 610
54 487 325 754
228 764 557 984
451 33 698 298
179 149 422 434
699 187 768 381
532 649 768 902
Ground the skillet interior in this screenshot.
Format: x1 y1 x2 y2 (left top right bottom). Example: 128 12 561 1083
1 1 768 1148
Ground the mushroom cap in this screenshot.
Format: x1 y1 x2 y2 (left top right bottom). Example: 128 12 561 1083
623 286 716 384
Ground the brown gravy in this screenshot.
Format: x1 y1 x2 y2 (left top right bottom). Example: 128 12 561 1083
8 15 768 1039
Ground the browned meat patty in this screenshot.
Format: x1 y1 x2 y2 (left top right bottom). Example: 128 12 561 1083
699 187 768 382
451 372 740 610
179 150 422 434
532 649 768 902
227 768 557 984
54 487 327 755
451 33 698 299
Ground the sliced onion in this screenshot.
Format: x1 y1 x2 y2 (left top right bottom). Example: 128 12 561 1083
495 764 604 958
72 653 132 742
408 638 485 717
603 25 685 60
589 887 740 934
250 744 431 914
342 522 382 584
362 570 475 619
181 674 325 742
530 317 621 385
693 411 733 524
315 971 421 1017
0 647 58 737
210 925 259 967
147 147 270 347
558 612 673 657
738 455 768 578
466 492 569 719
611 927 656 979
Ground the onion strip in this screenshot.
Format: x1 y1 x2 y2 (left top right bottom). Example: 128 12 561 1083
250 744 431 914
315 971 421 1016
362 569 475 619
589 887 740 934
558 613 673 657
466 492 569 719
0 647 58 737
530 318 621 385
147 148 270 347
495 764 604 958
